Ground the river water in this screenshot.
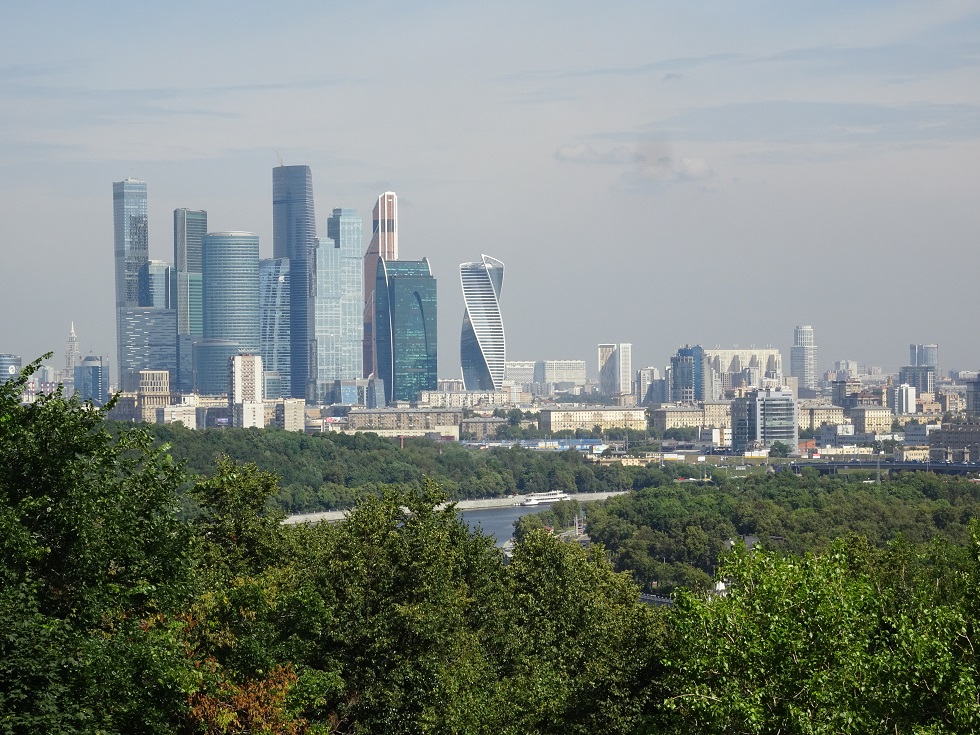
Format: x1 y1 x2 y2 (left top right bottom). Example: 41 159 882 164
458 504 549 547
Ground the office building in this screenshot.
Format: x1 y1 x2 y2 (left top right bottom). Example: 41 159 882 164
636 367 661 405
598 343 632 396
374 258 437 404
363 192 398 378
0 354 22 384
74 355 110 406
62 322 80 394
273 165 316 398
117 308 178 392
910 343 939 373
174 209 207 392
898 365 936 396
259 258 290 399
460 255 506 391
113 179 149 385
309 208 364 403
732 388 798 454
534 360 588 388
138 260 173 309
790 325 817 391
195 232 259 395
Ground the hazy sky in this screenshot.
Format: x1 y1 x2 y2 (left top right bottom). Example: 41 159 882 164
2 1 979 379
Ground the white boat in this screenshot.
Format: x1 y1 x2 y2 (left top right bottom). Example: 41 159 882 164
520 490 571 506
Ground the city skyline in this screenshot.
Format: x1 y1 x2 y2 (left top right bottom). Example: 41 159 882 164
2 3 979 376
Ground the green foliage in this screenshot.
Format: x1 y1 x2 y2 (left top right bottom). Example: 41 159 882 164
0 356 192 732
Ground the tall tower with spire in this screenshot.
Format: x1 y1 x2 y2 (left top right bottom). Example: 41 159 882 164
62 322 80 394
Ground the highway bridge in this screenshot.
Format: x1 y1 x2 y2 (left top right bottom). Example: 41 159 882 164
785 459 980 477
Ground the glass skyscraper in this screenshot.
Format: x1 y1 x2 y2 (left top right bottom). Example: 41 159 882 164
374 258 437 404
309 208 363 403
174 209 206 336
273 165 316 398
195 232 260 395
790 325 817 391
113 179 149 387
138 260 173 309
460 255 505 391
259 258 291 399
363 192 398 378
74 355 110 406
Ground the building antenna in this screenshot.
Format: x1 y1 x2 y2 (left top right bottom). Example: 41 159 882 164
276 150 285 167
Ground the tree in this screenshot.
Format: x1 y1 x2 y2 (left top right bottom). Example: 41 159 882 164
0 357 192 732
768 440 790 458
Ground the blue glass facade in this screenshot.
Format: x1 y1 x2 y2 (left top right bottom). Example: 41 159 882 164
138 260 173 308
117 307 178 392
374 258 437 404
199 232 259 394
174 208 207 337
74 355 110 406
259 258 291 399
113 179 149 387
272 165 316 399
309 208 363 402
460 255 505 391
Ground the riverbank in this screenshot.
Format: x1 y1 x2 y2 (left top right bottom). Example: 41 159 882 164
283 490 629 525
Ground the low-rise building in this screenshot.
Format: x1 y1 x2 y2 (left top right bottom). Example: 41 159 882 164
846 405 893 434
649 405 704 433
539 406 647 433
346 408 464 439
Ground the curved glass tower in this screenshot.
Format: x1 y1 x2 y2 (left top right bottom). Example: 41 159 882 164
460 255 505 391
196 231 259 395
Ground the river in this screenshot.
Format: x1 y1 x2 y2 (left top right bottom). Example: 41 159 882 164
458 504 550 547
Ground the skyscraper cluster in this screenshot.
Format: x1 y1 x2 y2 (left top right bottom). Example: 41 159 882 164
112 169 452 405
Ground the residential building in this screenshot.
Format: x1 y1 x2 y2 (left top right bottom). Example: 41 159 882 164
846 405 894 434
275 398 307 432
797 401 848 431
649 405 704 433
195 232 259 395
539 406 647 433
259 258 290 399
374 258 437 404
460 255 506 391
534 360 587 388
273 165 316 398
308 208 364 403
636 366 661 405
886 384 917 415
598 343 632 396
137 370 171 423
229 354 264 428
732 388 798 454
363 192 398 378
790 325 817 391
505 360 537 384
418 390 510 408
346 407 462 439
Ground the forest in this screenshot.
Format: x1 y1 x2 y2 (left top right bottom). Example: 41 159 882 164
5 366 980 733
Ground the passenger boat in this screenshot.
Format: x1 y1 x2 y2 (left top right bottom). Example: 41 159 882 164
520 490 571 506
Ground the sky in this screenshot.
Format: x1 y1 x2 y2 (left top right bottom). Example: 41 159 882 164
2 0 979 380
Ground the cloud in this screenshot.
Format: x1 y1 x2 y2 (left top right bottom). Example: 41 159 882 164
556 140 713 191
554 143 639 164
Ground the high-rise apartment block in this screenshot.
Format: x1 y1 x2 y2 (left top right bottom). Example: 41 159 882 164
259 258 290 399
598 343 632 396
229 354 264 428
374 258 437 404
310 208 364 402
790 325 817 391
363 192 398 377
195 232 259 395
273 165 316 398
460 255 506 391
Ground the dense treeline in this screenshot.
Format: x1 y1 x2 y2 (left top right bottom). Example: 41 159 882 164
146 423 647 513
8 372 980 733
584 467 980 594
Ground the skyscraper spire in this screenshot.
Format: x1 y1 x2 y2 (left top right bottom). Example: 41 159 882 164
65 322 79 372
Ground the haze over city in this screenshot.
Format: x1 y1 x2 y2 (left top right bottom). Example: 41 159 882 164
2 1 979 375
